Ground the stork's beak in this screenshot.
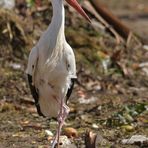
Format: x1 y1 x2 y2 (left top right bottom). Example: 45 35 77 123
65 0 91 23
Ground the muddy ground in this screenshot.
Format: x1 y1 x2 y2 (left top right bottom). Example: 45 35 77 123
0 0 148 148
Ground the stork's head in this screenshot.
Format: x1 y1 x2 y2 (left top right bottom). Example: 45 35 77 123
65 0 91 22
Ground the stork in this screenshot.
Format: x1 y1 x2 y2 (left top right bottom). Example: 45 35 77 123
26 0 90 147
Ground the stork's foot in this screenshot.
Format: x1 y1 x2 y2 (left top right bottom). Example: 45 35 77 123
51 105 70 148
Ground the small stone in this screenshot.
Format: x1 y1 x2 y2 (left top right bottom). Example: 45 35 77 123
92 123 99 129
45 129 54 136
51 136 77 148
121 125 134 132
143 45 148 50
63 127 78 138
122 135 148 145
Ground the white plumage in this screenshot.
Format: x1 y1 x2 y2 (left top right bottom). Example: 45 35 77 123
26 0 76 118
26 0 90 147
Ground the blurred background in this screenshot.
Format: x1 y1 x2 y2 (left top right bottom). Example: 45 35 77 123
0 0 148 147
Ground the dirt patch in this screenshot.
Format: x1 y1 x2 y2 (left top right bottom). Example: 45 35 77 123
0 1 148 148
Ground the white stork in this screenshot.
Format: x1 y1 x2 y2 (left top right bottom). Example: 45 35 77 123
26 0 90 147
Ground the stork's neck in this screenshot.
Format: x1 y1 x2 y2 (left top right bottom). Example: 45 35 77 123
47 0 65 45
40 0 66 70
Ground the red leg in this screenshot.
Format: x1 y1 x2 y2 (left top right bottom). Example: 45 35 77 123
51 99 69 148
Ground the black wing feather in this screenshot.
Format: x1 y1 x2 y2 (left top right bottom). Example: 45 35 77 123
27 74 45 117
66 78 76 103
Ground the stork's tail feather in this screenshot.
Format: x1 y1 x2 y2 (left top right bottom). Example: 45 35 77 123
39 95 60 118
